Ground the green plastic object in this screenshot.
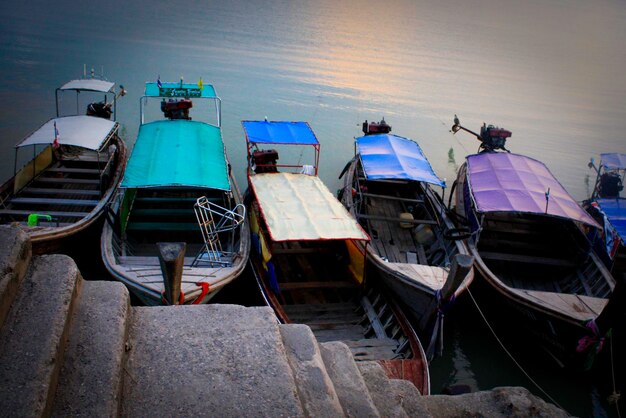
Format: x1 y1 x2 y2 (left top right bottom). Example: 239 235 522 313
27 214 53 226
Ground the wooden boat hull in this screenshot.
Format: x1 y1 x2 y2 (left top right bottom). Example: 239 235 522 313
340 156 473 340
0 135 127 254
454 162 614 366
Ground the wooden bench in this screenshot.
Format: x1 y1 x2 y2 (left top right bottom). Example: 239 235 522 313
126 222 198 232
36 177 100 185
0 209 90 218
23 188 100 196
132 208 194 216
47 167 101 175
480 251 577 267
357 213 437 225
279 281 357 290
9 197 98 206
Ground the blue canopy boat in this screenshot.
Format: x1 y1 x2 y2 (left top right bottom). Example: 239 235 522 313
586 153 626 277
101 80 249 306
244 120 430 393
339 130 473 359
451 118 616 367
0 74 127 254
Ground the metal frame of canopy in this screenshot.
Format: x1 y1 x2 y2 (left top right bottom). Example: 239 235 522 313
242 120 320 175
140 80 222 127
56 75 121 121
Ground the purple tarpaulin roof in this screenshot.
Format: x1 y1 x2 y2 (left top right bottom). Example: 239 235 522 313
466 153 600 228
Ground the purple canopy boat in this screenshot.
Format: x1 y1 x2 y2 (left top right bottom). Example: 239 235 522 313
451 118 616 367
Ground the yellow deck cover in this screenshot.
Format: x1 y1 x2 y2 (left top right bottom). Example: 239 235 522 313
250 172 369 242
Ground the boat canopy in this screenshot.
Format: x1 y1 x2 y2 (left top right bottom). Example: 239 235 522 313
601 153 626 170
250 172 369 242
58 78 115 93
144 81 217 99
595 199 626 240
356 134 445 187
121 120 230 190
242 120 319 146
467 152 600 228
16 116 117 151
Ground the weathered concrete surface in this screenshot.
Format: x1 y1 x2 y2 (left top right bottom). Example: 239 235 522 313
122 305 304 418
0 225 31 328
422 386 571 417
52 281 131 417
0 254 81 418
389 378 433 417
357 361 409 418
279 324 344 417
320 341 380 417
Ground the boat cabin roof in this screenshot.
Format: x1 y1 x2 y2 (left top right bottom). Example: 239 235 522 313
356 133 445 187
242 120 319 146
58 78 115 93
466 152 600 228
121 120 230 190
594 198 626 240
601 153 626 171
16 115 117 151
250 172 369 242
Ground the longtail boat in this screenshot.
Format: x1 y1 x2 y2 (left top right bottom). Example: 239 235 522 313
101 79 249 305
339 121 473 359
451 117 616 367
244 120 429 393
0 75 127 254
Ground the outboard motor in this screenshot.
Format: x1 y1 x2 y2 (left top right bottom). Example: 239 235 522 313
161 99 193 120
362 118 392 135
598 172 623 198
252 149 279 173
479 124 512 152
86 101 113 119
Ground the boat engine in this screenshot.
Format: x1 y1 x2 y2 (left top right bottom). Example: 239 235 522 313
86 101 113 119
479 124 512 152
362 118 392 135
252 149 279 173
598 172 623 198
161 99 193 120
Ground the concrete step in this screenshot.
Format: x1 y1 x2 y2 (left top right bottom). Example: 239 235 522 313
51 281 131 417
279 324 344 417
0 225 32 328
319 341 380 417
357 361 409 418
388 379 433 417
0 254 82 417
122 304 304 417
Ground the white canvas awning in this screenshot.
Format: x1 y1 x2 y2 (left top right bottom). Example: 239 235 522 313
250 172 369 242
16 115 117 151
59 78 115 93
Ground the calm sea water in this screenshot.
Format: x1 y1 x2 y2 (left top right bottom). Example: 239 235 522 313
1 0 625 415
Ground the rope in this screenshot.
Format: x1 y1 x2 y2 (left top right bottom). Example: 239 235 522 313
466 287 567 412
609 334 622 417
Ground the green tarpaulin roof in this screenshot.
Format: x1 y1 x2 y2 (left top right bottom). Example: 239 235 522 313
121 120 230 190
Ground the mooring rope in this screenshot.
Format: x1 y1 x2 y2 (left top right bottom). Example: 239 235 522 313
466 287 566 412
609 335 622 417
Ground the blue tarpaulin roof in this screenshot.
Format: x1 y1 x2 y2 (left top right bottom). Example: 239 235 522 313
601 153 626 170
242 120 319 145
356 134 445 187
596 198 626 240
121 120 230 190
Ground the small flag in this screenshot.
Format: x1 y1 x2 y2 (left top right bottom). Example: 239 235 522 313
53 121 60 149
198 77 203 90
157 75 162 89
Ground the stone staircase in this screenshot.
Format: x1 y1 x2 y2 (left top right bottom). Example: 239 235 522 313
0 225 570 417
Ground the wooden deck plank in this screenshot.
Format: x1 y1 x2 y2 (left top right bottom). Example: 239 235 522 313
279 281 357 290
47 167 101 174
481 251 576 267
22 188 100 196
0 209 89 218
9 197 98 206
35 177 100 185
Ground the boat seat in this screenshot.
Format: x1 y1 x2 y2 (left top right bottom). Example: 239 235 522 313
480 251 577 267
9 197 98 206
126 222 198 231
